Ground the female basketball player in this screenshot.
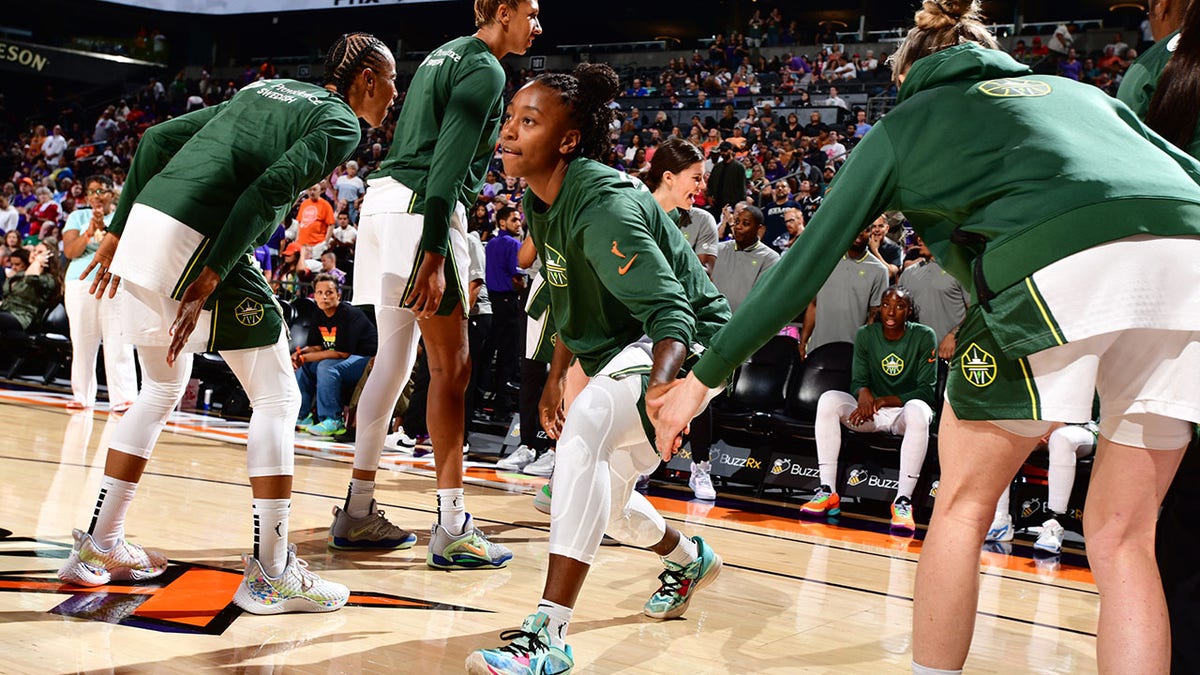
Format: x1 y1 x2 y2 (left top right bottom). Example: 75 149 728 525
465 63 730 675
651 1 1200 672
58 33 397 615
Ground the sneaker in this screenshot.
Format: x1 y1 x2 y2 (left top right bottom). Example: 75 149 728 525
307 418 346 437
985 512 1014 543
383 428 417 454
427 513 514 570
497 445 538 472
890 496 916 534
523 451 556 477
57 528 169 586
643 535 722 619
328 502 417 550
635 473 651 493
688 461 716 501
1034 517 1066 556
296 413 314 429
232 544 349 615
532 483 552 515
800 485 841 518
465 612 574 675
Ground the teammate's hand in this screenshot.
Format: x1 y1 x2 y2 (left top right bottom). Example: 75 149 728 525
83 232 122 298
648 373 712 460
404 252 446 319
539 375 566 440
167 267 220 367
646 379 688 461
938 331 957 360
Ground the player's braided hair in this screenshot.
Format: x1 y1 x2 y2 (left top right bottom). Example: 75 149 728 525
323 32 390 97
889 0 999 82
883 284 921 323
533 63 619 162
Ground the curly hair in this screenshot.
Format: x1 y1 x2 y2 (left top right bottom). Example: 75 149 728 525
532 63 620 162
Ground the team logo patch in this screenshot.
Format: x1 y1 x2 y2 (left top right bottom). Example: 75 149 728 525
543 244 568 288
977 78 1052 98
961 342 997 387
847 467 869 487
881 353 904 377
234 298 264 327
771 458 791 476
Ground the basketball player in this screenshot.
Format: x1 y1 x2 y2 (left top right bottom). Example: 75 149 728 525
330 0 540 570
466 63 730 675
651 2 1200 672
57 33 398 615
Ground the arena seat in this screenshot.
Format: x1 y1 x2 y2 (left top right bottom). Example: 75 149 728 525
768 341 854 442
712 333 800 442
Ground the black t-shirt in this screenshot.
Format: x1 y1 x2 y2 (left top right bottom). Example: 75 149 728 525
802 122 827 137
308 302 378 356
762 198 798 252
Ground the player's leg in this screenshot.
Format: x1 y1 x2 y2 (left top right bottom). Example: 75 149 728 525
888 399 934 534
803 389 860 517
1035 424 1095 555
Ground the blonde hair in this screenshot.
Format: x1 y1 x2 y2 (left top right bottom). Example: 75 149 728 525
890 1 999 81
474 0 522 28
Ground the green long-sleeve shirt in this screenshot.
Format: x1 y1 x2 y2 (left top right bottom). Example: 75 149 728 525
378 36 505 257
524 158 731 377
849 322 938 409
692 43 1200 388
109 79 362 281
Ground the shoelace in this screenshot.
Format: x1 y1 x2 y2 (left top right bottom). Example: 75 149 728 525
364 510 403 537
894 502 911 517
291 556 316 590
497 628 547 656
654 566 688 597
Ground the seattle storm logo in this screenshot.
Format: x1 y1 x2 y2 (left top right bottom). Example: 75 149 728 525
234 298 264 326
978 78 1052 98
961 343 997 387
881 353 904 377
543 244 568 288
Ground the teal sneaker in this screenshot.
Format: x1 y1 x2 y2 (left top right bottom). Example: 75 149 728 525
307 418 346 437
296 413 314 429
643 535 722 619
465 612 574 675
427 513 513 570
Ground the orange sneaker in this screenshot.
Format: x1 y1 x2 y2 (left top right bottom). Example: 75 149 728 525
800 486 841 518
890 496 916 535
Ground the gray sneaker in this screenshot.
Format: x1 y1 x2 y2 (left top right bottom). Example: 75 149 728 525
327 501 417 550
427 513 513 570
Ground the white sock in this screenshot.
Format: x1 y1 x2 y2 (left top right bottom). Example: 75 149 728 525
663 533 698 567
537 599 574 649
437 488 466 533
252 498 290 577
88 475 139 551
911 662 962 674
347 479 376 518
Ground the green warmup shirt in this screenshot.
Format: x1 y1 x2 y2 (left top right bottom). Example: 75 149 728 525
378 36 505 257
849 322 938 409
110 79 361 282
1117 31 1200 159
691 42 1200 388
523 158 731 377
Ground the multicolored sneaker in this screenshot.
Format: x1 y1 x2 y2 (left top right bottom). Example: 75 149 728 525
532 483 552 515
232 544 349 615
986 512 1014 543
328 502 417 550
643 535 722 619
57 528 168 586
307 418 346 437
296 413 314 430
800 485 841 518
465 612 574 675
890 496 916 535
427 513 514 570
1034 517 1066 556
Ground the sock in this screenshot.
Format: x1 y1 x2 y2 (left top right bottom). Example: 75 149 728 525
252 498 290 577
663 533 698 568
911 662 962 675
536 599 574 649
437 488 466 533
88 475 139 551
346 479 376 518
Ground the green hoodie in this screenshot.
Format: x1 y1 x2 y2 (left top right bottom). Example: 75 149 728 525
692 43 1200 388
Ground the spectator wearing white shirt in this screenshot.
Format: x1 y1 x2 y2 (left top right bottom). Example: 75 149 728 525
823 85 850 111
0 196 17 234
43 125 68 168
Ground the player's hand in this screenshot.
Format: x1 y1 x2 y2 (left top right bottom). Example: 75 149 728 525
539 375 566 440
404 252 446 319
648 373 712 460
646 379 688 461
84 232 121 298
848 391 876 426
938 331 957 360
167 267 220 367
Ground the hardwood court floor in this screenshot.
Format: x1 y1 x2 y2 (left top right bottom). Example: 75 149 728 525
0 390 1099 674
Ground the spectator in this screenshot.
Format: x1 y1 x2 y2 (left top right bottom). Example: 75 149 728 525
854 110 873 138
866 214 904 280
706 142 748 214
334 160 365 219
0 196 17 234
760 179 798 251
29 187 60 232
823 85 850 111
1047 22 1076 56
43 125 68 168
92 106 120 145
820 130 847 164
899 235 968 358
326 210 357 257
1059 48 1083 81
711 205 779 312
799 226 889 359
0 243 61 341
802 110 827 137
778 207 806 251
296 183 335 256
480 205 526 408
294 274 378 437
316 250 346 285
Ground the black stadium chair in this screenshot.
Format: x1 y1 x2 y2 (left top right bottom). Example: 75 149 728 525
33 303 72 384
712 334 800 442
768 341 854 443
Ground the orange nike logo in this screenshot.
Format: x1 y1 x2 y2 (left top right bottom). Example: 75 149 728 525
611 241 627 258
618 253 638 276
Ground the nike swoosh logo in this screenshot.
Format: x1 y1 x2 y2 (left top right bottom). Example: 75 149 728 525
618 253 638 275
611 241 626 258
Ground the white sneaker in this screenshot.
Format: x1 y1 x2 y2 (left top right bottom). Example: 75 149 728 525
689 461 717 500
496 445 537 472
522 451 556 477
383 428 417 455
57 528 168 586
985 512 1013 543
1034 517 1066 556
233 544 349 615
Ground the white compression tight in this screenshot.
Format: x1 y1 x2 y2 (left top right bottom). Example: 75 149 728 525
549 374 666 565
814 390 934 499
352 306 421 472
109 336 300 477
995 423 1094 517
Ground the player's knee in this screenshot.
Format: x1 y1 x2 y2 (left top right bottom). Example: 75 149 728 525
139 379 187 415
816 389 847 413
1083 513 1154 568
903 401 933 432
248 379 302 419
